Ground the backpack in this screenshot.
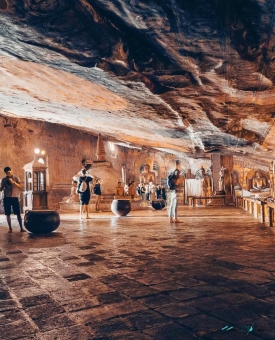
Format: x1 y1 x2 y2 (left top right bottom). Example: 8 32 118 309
78 179 88 193
167 172 176 189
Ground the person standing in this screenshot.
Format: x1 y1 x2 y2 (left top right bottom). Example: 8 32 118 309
0 166 25 232
77 168 93 219
93 178 102 212
161 185 167 201
140 183 146 201
156 185 162 199
168 166 184 223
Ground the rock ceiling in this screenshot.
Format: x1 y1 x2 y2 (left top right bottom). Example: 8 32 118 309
1 0 275 165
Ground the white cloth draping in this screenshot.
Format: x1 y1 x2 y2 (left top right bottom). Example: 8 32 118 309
185 179 202 204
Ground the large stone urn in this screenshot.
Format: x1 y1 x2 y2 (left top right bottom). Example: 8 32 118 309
151 199 166 210
24 210 60 234
111 199 131 216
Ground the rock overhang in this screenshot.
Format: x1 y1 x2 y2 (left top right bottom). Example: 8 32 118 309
0 0 275 163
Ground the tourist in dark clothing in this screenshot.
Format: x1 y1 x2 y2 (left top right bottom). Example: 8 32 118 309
156 185 162 199
77 168 93 219
93 178 102 212
0 166 25 232
161 185 167 201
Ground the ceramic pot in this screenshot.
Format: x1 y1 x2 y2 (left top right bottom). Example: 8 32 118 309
24 210 60 234
111 199 131 216
152 199 166 210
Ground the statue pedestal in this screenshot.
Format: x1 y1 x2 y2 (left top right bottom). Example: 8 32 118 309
214 190 225 195
111 199 131 216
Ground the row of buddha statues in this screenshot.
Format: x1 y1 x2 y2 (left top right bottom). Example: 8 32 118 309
67 161 272 205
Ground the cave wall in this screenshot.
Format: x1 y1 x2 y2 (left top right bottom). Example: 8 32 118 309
0 115 222 210
0 115 100 209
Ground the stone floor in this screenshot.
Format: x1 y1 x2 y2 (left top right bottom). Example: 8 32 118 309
0 206 275 340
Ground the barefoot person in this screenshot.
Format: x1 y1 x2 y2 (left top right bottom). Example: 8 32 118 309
0 166 25 232
93 178 102 212
77 168 93 219
167 162 185 223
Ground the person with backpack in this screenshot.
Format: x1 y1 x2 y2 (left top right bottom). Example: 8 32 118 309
167 163 185 223
77 168 93 219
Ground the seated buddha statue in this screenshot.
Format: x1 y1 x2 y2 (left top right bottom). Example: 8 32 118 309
140 164 155 185
115 181 124 196
250 171 269 192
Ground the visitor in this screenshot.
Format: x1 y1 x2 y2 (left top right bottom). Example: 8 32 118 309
128 180 136 199
140 183 146 201
93 178 102 212
77 168 93 219
0 166 25 232
156 185 162 199
161 185 167 201
168 166 184 223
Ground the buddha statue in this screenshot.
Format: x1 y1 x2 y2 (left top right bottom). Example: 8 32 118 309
115 181 124 196
140 164 156 185
251 171 269 192
199 167 212 204
128 180 137 199
218 166 225 192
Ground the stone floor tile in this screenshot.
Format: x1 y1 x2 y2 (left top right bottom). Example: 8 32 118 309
70 305 116 324
192 283 230 296
86 317 134 338
122 285 159 298
111 331 153 339
124 310 168 330
0 320 37 339
185 296 231 312
0 309 26 325
153 301 199 318
168 288 204 301
0 288 12 300
214 291 255 304
12 287 46 298
41 325 94 340
20 294 54 307
0 299 17 312
25 302 65 321
50 288 88 303
96 291 128 305
137 293 177 308
84 282 116 296
210 301 271 324
34 313 76 332
107 299 148 317
62 296 100 312
143 322 196 339
177 313 228 337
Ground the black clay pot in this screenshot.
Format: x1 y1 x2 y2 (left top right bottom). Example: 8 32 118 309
152 199 166 210
24 210 60 234
111 199 131 216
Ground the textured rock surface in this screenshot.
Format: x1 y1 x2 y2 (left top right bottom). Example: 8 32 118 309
1 0 275 162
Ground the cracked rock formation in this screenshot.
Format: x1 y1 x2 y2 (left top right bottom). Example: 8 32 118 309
1 0 275 164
